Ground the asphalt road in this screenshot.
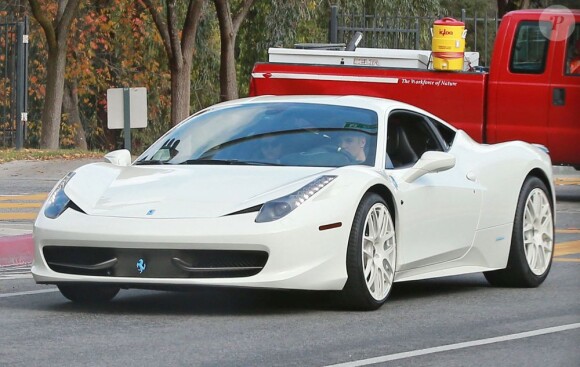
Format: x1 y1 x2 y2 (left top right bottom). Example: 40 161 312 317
0 159 579 366
0 267 578 366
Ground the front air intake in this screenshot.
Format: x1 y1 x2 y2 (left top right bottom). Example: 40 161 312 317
43 246 268 278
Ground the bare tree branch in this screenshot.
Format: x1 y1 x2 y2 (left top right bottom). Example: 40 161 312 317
213 0 255 101
141 0 205 124
140 0 172 59
28 0 57 49
56 0 81 45
232 0 254 34
166 0 183 65
214 0 233 37
181 0 204 62
56 0 66 24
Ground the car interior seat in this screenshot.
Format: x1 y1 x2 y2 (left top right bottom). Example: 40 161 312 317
387 124 419 168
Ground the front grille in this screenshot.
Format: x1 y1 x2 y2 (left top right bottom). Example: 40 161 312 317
43 246 268 278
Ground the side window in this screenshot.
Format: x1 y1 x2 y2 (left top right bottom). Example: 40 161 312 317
386 112 443 169
429 117 456 148
565 23 580 75
510 21 552 74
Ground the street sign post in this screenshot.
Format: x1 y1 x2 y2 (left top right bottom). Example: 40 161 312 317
107 87 147 151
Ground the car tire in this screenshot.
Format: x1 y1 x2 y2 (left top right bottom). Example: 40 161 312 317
342 193 396 310
484 176 554 287
58 284 120 303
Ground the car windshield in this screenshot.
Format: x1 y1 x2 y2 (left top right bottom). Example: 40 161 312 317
136 102 378 167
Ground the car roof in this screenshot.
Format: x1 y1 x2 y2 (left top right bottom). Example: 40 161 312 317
207 95 412 113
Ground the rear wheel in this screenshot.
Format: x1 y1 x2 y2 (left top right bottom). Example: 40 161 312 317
342 193 396 310
58 284 120 303
484 176 554 287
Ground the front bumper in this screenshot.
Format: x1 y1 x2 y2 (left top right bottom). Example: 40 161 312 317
32 208 351 291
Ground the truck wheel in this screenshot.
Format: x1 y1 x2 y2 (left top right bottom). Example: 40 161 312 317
484 177 554 287
58 284 120 303
342 193 396 310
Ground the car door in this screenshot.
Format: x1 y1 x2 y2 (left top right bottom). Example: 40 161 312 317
488 20 554 146
548 20 580 166
386 110 483 271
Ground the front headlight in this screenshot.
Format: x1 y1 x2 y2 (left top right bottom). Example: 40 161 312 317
44 172 76 219
255 175 336 223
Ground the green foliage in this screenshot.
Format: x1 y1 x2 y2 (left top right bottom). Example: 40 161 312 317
330 0 444 49
237 1 323 97
440 0 493 14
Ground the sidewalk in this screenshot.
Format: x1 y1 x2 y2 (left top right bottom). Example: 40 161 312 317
0 158 100 266
552 165 579 179
0 222 32 237
0 223 33 266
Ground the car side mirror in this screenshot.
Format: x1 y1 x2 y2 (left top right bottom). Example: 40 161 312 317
104 149 132 167
402 151 456 183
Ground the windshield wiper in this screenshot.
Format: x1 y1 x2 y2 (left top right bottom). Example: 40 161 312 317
134 159 168 165
180 159 282 166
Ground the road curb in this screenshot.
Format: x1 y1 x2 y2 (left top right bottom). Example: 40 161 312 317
0 234 34 267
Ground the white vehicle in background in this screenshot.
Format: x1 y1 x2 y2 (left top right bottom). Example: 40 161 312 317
32 95 555 310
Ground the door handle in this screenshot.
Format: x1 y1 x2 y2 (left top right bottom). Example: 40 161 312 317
553 88 565 106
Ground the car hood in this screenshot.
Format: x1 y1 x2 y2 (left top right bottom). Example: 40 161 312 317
64 163 335 219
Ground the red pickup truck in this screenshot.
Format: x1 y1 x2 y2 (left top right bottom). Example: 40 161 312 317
249 9 580 167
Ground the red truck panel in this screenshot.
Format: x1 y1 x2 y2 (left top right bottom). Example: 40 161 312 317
487 10 580 166
250 63 487 142
549 18 580 166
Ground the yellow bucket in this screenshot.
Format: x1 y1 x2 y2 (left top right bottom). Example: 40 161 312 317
431 18 467 71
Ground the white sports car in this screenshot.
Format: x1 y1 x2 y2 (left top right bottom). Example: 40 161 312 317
32 95 555 310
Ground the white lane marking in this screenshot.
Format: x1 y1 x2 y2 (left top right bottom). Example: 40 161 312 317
0 288 59 298
0 273 33 280
323 323 580 367
0 265 32 279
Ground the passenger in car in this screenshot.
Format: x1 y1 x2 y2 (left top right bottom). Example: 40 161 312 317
259 137 284 162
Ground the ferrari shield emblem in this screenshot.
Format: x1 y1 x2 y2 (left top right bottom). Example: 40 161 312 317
136 259 147 274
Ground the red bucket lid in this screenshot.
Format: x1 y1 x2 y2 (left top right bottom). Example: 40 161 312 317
434 17 464 26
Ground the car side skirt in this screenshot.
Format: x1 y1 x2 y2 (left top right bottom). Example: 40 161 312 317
394 223 512 282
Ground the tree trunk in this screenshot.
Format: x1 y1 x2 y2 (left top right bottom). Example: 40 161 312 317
219 33 238 101
30 0 81 149
63 80 87 150
170 61 192 125
141 0 203 126
213 0 254 102
40 45 67 149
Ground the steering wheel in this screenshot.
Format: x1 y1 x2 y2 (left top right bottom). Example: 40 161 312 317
315 144 355 163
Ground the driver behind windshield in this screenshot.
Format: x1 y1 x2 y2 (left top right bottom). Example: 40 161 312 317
339 131 367 163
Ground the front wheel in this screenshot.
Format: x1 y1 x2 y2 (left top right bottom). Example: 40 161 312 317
484 176 554 287
58 284 120 303
342 193 396 310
